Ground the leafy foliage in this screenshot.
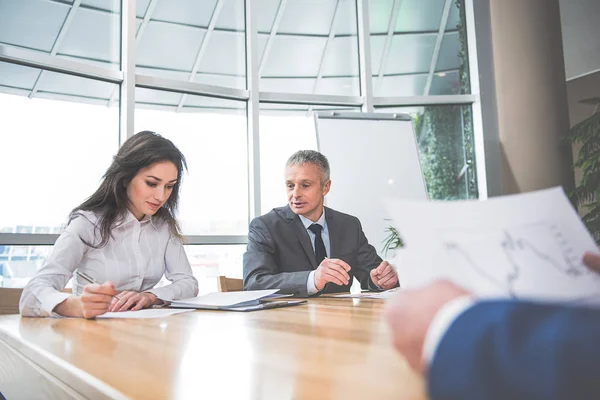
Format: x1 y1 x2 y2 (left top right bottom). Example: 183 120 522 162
566 111 600 243
383 0 477 251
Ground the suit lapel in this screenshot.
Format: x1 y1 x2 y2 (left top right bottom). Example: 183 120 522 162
325 207 340 259
280 206 318 269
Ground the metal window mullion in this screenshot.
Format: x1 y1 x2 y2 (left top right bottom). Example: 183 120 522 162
119 0 136 145
108 0 159 107
423 0 453 96
176 0 225 111
376 0 402 94
246 0 262 221
356 0 373 112
258 0 288 78
29 0 82 99
0 45 122 83
464 0 488 199
373 94 477 107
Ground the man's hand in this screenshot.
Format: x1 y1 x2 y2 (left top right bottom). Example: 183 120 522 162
370 261 398 289
384 280 471 374
109 291 159 312
314 258 351 290
583 252 600 273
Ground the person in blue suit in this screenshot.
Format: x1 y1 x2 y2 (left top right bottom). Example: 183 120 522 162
385 252 600 400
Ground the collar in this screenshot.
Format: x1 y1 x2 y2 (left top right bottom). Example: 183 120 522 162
117 210 157 229
298 208 326 230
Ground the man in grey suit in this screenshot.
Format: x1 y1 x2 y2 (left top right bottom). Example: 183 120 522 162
243 150 399 296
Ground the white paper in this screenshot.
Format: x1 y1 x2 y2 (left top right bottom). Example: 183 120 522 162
96 308 194 319
167 289 280 308
334 288 401 299
385 187 600 303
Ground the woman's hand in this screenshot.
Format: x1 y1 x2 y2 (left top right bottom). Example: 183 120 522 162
53 281 118 319
109 291 159 312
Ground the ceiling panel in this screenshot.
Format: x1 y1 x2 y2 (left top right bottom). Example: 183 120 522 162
194 73 246 88
0 0 69 52
277 0 337 35
36 71 117 100
260 78 314 93
315 76 358 96
376 74 427 97
81 0 120 13
0 61 40 90
385 33 436 75
215 0 245 31
332 0 357 35
369 35 386 75
136 87 180 106
137 21 205 71
151 0 217 27
369 0 394 35
320 36 359 77
58 7 120 64
435 32 462 72
395 0 444 33
445 1 461 31
197 31 246 77
136 66 191 81
261 36 327 77
256 0 282 33
430 70 461 95
184 95 245 110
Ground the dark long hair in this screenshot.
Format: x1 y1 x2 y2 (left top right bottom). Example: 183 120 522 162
69 131 187 248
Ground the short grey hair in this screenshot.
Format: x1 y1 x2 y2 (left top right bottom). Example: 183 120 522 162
286 150 330 185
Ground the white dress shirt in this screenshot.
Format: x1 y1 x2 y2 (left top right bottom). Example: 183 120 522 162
298 211 330 295
19 210 199 317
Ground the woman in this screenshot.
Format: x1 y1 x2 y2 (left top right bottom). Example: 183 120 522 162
20 131 198 318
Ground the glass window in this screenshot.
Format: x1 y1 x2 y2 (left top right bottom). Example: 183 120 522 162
135 0 246 90
0 0 121 69
0 246 52 288
376 104 478 200
0 62 120 233
370 0 470 96
135 88 248 235
259 105 360 214
258 0 360 96
184 245 246 294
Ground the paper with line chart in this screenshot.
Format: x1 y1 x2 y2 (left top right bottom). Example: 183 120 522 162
385 187 600 303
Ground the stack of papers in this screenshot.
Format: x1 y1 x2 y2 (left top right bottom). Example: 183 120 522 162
384 187 600 303
166 289 305 312
334 288 401 299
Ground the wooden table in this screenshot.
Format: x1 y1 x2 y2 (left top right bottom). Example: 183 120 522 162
0 297 426 400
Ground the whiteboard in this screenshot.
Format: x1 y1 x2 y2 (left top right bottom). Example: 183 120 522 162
314 112 427 257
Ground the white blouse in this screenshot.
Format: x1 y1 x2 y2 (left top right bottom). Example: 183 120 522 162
20 211 199 317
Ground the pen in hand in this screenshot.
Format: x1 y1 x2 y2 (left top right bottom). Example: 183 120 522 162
75 270 122 300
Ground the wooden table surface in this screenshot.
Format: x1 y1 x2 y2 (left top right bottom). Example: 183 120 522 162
0 297 426 400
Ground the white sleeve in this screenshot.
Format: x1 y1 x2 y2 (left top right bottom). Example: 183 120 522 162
307 270 319 295
19 216 93 317
146 237 198 301
422 296 476 366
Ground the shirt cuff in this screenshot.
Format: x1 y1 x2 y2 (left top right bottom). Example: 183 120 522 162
307 270 319 295
40 291 72 317
422 296 475 366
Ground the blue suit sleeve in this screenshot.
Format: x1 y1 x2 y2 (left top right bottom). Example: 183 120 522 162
428 300 600 400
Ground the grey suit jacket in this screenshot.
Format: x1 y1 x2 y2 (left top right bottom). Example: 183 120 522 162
243 205 383 296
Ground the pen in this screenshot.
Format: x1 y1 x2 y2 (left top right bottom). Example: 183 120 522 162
75 271 122 300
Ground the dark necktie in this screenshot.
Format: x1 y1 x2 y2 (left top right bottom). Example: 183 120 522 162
308 223 327 267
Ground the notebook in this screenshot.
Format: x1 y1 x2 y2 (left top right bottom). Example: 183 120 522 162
165 289 303 311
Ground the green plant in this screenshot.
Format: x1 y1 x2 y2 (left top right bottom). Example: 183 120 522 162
567 104 600 243
382 224 404 256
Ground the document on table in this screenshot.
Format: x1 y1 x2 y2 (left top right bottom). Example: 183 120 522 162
96 309 194 319
166 289 291 310
334 288 401 299
385 187 600 303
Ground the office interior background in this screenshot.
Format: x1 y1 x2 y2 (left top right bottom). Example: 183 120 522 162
0 0 599 293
